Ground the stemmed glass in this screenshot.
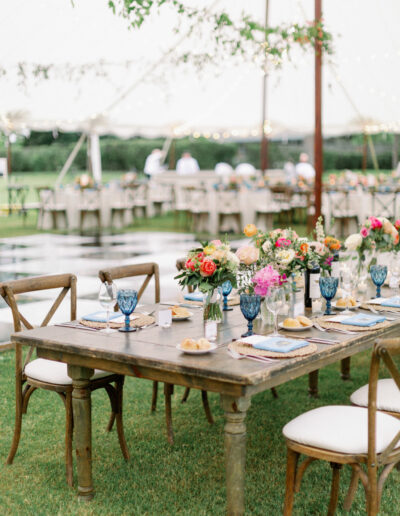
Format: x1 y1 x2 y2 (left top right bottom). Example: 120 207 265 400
319 277 339 315
240 294 261 337
221 281 233 311
117 289 138 332
265 287 285 337
370 265 388 298
340 265 354 315
98 282 117 333
390 252 400 292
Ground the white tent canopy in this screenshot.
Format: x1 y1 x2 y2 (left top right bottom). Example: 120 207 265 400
1 0 400 139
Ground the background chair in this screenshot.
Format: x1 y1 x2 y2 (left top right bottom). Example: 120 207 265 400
1 273 129 487
282 338 400 515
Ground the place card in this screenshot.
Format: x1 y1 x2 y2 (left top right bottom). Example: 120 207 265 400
204 320 217 341
157 310 172 328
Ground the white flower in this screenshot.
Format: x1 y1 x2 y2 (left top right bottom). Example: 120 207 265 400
345 233 362 251
276 248 296 265
226 251 240 266
262 240 272 253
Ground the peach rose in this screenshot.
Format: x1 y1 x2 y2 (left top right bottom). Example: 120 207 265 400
243 224 258 237
235 246 259 265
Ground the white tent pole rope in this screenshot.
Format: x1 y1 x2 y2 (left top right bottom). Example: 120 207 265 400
56 132 86 186
101 0 221 116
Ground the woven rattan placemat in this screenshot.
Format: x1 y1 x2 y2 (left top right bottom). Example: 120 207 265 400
183 296 240 307
361 303 400 313
316 316 391 332
228 340 317 359
80 314 155 330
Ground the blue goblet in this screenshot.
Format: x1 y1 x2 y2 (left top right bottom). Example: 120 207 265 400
222 281 233 311
370 265 387 298
319 277 338 315
117 289 138 332
240 294 261 337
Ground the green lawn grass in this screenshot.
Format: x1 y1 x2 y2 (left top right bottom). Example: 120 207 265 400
0 349 399 515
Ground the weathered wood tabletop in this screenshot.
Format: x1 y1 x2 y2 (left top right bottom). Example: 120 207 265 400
11 305 400 515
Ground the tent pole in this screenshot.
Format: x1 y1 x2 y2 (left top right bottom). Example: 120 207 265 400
362 132 368 172
260 0 269 173
169 139 176 170
367 134 379 171
392 133 399 169
56 132 86 186
314 0 323 223
6 135 12 177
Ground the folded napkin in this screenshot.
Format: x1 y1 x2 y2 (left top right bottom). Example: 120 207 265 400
340 314 386 327
82 311 123 323
381 296 400 308
184 292 204 302
241 335 309 353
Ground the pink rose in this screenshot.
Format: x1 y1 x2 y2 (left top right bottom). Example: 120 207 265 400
210 239 222 246
235 246 259 265
369 216 382 229
275 237 292 248
395 220 400 231
185 259 196 271
360 227 369 238
252 265 280 296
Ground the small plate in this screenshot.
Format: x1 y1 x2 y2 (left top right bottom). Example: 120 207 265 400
172 311 194 321
333 301 360 310
279 322 312 332
176 343 217 354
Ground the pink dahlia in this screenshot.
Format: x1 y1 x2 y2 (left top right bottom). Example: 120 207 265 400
252 265 281 296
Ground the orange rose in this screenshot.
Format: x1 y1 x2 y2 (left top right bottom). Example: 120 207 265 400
300 243 309 254
243 224 258 237
200 259 217 277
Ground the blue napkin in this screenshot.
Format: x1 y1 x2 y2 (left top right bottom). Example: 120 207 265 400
184 292 204 302
381 296 400 308
82 311 123 323
252 337 309 353
341 314 386 327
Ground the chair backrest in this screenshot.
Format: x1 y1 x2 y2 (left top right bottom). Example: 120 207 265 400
368 338 400 469
98 262 160 303
0 273 77 369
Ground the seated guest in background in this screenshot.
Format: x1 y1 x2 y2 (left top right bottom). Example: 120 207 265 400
235 163 256 176
215 162 233 176
176 152 200 175
295 153 315 181
144 149 165 179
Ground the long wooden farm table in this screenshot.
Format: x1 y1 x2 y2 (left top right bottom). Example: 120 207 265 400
11 306 400 515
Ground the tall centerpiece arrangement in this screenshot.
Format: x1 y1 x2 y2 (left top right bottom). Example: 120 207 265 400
345 216 399 271
175 240 238 322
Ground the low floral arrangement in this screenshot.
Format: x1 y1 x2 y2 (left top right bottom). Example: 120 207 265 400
345 216 399 268
175 240 238 320
75 173 95 189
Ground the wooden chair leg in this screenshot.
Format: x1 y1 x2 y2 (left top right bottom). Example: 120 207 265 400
328 463 342 516
201 390 214 424
65 391 74 487
21 384 36 414
115 377 130 460
308 370 319 398
341 357 351 381
271 388 278 398
6 354 24 466
343 465 359 511
104 384 117 432
181 387 190 403
283 448 299 515
164 383 174 445
151 381 158 412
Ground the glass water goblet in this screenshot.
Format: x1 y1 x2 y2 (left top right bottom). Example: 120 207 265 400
340 266 354 315
265 287 285 337
319 277 339 315
98 281 117 333
240 294 261 337
221 281 233 311
370 265 387 298
117 289 138 332
390 252 400 291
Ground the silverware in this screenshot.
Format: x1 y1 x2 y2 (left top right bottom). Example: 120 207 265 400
160 302 202 309
227 348 274 363
55 323 98 332
366 305 398 321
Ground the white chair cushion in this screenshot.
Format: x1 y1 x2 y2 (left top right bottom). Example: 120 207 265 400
282 405 400 454
24 358 112 386
350 378 400 414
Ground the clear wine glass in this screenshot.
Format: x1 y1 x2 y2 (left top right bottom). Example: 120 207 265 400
98 282 117 333
390 251 400 292
265 287 285 337
340 265 354 315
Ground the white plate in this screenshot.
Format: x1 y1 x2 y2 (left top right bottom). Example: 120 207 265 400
172 311 194 321
279 322 312 332
176 343 217 354
333 301 360 310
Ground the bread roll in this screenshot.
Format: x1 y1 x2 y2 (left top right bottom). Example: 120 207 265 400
181 338 197 350
283 318 301 328
197 338 211 350
296 315 313 327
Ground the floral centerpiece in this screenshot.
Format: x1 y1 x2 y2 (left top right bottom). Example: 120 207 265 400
345 216 399 270
175 240 238 321
308 216 341 273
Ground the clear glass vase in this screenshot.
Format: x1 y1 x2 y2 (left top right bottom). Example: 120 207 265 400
203 288 222 324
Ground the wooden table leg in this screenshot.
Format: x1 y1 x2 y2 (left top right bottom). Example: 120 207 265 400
220 395 251 516
68 365 94 501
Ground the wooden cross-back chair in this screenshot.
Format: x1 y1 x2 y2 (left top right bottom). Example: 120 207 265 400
2 273 129 487
283 338 400 515
99 262 213 444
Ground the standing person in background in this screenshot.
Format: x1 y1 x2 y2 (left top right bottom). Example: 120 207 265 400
284 160 296 184
144 149 165 179
176 152 200 175
295 153 315 182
